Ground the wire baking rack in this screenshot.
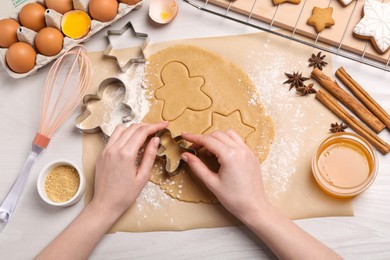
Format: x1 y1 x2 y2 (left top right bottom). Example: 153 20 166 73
184 0 390 72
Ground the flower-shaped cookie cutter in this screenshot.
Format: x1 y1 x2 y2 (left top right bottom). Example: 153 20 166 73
103 21 149 72
75 77 134 136
156 129 196 177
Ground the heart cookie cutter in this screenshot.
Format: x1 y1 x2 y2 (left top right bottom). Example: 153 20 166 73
75 77 134 136
156 129 196 177
103 21 149 72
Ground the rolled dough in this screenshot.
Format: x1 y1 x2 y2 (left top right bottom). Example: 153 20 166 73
143 45 275 203
83 32 354 233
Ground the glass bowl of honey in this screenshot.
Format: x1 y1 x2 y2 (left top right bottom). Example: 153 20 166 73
312 132 378 198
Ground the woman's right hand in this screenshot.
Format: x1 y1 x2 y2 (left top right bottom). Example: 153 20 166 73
182 131 342 260
181 130 269 221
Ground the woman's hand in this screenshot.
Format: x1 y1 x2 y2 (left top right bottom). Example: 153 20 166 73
181 130 268 221
182 130 341 260
36 122 168 260
92 121 168 217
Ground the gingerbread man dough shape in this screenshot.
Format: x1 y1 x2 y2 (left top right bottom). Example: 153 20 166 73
353 0 390 54
154 61 212 121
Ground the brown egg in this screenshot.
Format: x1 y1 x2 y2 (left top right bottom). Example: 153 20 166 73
35 27 64 56
19 3 46 32
0 19 20 48
6 42 37 73
119 0 142 5
89 0 118 22
45 0 73 15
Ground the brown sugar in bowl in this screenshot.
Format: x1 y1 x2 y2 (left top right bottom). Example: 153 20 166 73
37 160 85 207
311 132 378 198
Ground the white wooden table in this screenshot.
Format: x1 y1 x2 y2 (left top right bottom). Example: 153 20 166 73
1 1 389 259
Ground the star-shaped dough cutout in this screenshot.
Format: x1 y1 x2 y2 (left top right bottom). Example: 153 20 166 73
307 7 335 33
203 110 255 140
272 0 300 5
155 61 212 121
353 0 390 54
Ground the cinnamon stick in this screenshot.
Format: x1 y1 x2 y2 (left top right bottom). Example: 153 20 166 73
336 66 390 129
316 90 390 155
311 68 385 133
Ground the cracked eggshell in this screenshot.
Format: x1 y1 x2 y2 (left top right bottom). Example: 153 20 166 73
149 0 178 24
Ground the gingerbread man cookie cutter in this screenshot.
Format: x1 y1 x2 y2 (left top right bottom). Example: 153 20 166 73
103 21 149 72
75 77 134 136
156 129 196 177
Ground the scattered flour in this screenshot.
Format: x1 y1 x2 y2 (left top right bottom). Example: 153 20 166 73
136 182 169 210
95 64 151 136
245 47 309 198
119 64 151 124
100 87 129 135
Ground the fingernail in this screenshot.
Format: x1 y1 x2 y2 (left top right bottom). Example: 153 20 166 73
181 132 188 135
181 154 188 162
153 137 160 146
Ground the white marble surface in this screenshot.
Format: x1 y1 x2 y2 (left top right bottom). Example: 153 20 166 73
1 1 390 259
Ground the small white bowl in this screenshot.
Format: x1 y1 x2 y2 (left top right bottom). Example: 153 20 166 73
37 160 85 207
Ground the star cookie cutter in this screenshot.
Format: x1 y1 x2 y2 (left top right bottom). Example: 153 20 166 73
103 21 149 72
75 77 134 136
156 129 196 177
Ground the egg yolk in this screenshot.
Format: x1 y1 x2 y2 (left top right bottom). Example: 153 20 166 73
62 10 91 39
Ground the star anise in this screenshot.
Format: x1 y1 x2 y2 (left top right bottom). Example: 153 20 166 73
296 83 317 96
283 72 309 90
330 122 348 133
308 52 328 70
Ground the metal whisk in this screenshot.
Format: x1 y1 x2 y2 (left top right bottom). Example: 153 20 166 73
0 46 92 233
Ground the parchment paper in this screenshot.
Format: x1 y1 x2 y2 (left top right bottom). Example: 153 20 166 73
83 32 353 233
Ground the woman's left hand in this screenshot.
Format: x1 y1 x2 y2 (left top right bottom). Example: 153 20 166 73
92 121 168 217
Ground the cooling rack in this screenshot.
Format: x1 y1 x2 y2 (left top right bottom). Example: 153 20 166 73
184 0 390 72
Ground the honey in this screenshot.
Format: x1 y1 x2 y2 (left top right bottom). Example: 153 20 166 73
312 132 377 197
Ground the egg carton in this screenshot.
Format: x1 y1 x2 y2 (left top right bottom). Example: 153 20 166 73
0 0 144 78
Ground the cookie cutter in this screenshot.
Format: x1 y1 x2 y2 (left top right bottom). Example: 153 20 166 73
75 77 134 136
103 21 149 72
156 129 196 177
